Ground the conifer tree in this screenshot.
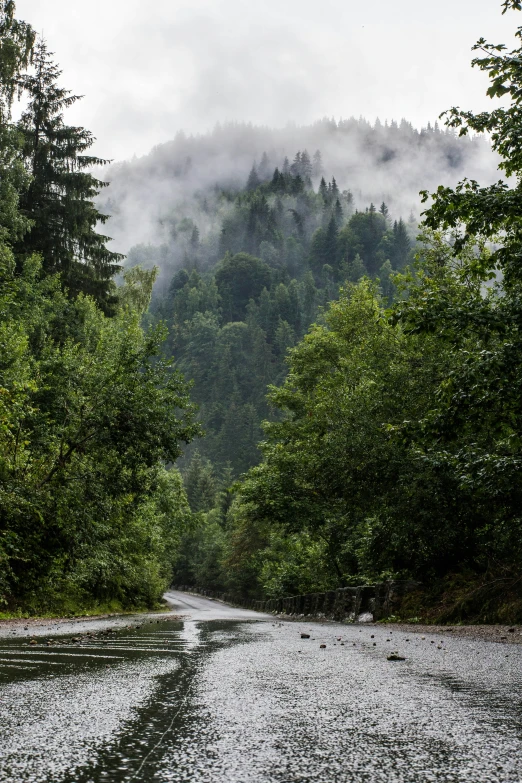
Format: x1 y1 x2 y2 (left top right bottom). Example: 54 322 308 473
343 252 366 282
319 176 328 202
334 198 343 226
258 151 271 180
0 0 34 121
246 163 260 191
312 149 323 178
290 151 302 177
300 149 312 182
324 215 339 266
190 225 200 248
390 218 411 268
16 39 123 310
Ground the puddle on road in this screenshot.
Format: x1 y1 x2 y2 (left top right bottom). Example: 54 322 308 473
0 619 257 783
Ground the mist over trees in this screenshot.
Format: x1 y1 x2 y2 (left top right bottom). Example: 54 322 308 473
99 116 498 275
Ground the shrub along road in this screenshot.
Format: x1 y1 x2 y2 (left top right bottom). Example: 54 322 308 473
0 592 521 782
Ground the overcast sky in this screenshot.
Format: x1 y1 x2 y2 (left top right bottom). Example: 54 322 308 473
15 0 517 162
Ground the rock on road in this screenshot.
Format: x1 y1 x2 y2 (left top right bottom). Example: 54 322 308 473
0 590 521 783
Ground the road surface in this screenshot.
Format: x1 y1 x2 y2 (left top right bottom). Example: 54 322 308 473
0 590 521 782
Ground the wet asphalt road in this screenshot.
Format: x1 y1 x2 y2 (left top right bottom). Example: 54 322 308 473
0 592 521 783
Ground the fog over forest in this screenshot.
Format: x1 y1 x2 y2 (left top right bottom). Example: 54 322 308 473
100 117 499 279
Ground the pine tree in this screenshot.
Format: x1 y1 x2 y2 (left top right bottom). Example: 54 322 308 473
271 167 284 193
290 151 302 177
331 177 340 198
324 215 339 266
184 450 218 513
258 151 271 180
190 225 200 248
16 40 123 310
378 259 395 300
300 149 312 182
390 218 411 269
246 163 260 190
334 198 343 226
0 1 35 121
319 176 328 202
379 201 389 221
342 252 366 283
312 150 323 179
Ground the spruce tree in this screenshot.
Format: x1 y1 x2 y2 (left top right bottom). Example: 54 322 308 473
324 215 339 266
312 149 323 178
258 151 271 180
16 39 123 311
0 1 34 121
343 252 366 282
334 198 343 226
300 149 312 182
390 218 411 268
246 163 260 191
290 151 302 177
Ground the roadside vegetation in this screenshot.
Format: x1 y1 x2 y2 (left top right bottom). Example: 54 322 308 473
0 2 198 616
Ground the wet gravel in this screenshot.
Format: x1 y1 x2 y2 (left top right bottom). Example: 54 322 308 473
0 593 520 782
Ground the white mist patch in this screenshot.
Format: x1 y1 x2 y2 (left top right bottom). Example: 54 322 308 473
98 119 501 277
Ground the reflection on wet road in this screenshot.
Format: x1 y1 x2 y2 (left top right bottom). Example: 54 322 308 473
0 593 521 782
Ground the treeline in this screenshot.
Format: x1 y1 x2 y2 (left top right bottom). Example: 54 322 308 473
174 3 522 619
0 3 197 614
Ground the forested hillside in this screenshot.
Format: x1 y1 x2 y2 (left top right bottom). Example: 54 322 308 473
101 116 497 268
146 157 415 476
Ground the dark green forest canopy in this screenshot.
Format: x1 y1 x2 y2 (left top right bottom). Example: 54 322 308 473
145 153 416 478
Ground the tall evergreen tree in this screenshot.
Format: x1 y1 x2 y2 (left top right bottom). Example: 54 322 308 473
0 1 34 121
246 163 260 191
300 149 312 182
258 151 271 180
391 218 411 268
312 149 323 179
16 40 122 310
290 151 302 177
334 198 343 226
324 215 339 264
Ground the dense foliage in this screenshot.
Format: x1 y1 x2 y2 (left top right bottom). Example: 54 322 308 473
175 3 522 608
0 3 197 614
148 161 415 478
